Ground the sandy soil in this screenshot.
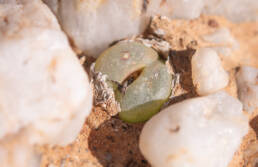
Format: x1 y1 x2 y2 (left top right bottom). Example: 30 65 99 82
39 15 258 167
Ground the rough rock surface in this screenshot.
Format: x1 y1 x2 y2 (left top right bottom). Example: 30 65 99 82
147 0 258 22
0 1 257 167
0 1 92 166
44 0 148 57
192 48 229 95
202 28 238 60
236 66 258 113
39 16 258 167
140 91 248 167
203 0 258 22
43 0 258 58
146 0 204 19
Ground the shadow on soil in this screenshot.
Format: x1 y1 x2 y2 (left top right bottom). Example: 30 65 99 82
88 115 150 167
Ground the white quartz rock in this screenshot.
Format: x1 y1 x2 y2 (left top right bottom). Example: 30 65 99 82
192 48 229 95
43 0 148 58
147 0 258 22
42 0 257 58
147 0 204 19
0 0 35 4
0 131 40 167
236 66 258 113
202 28 239 64
203 0 258 22
0 1 92 145
140 91 248 167
41 0 58 14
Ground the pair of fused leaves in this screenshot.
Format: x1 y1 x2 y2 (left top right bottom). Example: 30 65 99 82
95 41 172 123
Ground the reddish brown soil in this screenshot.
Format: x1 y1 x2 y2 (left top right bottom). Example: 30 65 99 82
39 15 258 167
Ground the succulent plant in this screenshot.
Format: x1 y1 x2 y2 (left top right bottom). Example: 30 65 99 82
95 41 159 83
118 60 172 122
95 41 173 123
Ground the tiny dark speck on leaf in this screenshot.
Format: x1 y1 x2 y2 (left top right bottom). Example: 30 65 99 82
169 125 180 133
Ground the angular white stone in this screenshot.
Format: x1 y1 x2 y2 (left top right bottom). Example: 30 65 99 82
140 91 248 167
41 0 58 14
203 0 258 22
0 131 40 167
192 48 229 95
0 1 92 146
44 0 148 58
0 0 35 4
202 28 239 62
0 1 93 166
147 0 204 19
43 0 257 58
236 66 258 113
147 0 258 22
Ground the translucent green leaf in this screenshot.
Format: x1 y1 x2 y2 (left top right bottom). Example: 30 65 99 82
95 41 158 83
118 61 172 123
